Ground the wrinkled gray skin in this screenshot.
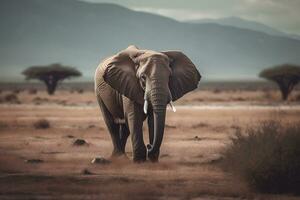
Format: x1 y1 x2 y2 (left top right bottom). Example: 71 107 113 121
95 45 201 162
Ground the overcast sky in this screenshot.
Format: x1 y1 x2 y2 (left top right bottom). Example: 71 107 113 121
80 0 300 35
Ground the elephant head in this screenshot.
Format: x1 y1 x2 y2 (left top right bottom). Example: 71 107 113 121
103 45 201 159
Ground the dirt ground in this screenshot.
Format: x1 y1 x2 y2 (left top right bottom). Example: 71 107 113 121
0 89 300 200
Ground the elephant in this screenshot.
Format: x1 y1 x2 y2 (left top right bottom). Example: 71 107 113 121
94 45 201 162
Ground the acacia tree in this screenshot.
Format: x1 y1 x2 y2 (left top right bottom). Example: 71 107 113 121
259 64 300 100
22 63 82 95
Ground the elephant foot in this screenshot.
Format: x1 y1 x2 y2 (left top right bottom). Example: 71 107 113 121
132 146 147 163
110 152 129 162
111 150 125 158
133 157 146 163
148 156 159 162
147 151 160 163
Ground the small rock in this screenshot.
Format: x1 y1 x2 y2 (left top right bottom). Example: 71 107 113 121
65 135 75 138
91 157 111 164
73 139 88 146
87 124 96 129
82 168 94 175
25 159 44 163
194 136 202 140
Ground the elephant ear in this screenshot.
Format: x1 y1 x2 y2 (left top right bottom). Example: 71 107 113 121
162 51 201 101
103 52 144 105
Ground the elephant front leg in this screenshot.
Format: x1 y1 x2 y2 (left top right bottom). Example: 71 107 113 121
124 100 147 163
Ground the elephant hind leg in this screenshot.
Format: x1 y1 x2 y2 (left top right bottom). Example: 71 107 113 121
96 95 123 157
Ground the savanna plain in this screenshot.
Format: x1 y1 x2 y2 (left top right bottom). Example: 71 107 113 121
0 82 299 200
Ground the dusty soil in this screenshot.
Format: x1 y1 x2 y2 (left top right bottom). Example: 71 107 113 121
0 90 300 200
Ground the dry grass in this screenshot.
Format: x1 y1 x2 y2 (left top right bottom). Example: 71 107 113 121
221 120 300 195
0 86 299 199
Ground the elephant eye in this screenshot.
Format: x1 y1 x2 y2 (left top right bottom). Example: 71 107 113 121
140 73 146 80
140 74 146 89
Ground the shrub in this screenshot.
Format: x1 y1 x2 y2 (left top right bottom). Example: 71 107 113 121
1 93 21 104
259 64 300 100
293 93 300 102
22 63 82 95
28 88 37 94
0 121 8 129
221 120 300 194
13 89 21 94
213 88 221 94
33 119 50 129
77 88 84 94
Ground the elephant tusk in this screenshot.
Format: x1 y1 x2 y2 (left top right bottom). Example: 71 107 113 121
169 101 176 112
146 144 153 151
144 100 148 114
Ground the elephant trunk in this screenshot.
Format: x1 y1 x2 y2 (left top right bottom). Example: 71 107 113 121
146 80 168 157
147 106 166 156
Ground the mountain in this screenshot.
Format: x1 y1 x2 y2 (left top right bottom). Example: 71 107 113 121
187 17 300 40
1 0 300 81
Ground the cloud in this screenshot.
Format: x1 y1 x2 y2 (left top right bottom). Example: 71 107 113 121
235 0 300 34
132 7 224 21
80 0 300 34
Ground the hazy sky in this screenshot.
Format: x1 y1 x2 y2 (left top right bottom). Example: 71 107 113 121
80 0 300 35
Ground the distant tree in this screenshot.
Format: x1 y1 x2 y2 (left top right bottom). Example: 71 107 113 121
259 64 300 100
22 63 82 95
